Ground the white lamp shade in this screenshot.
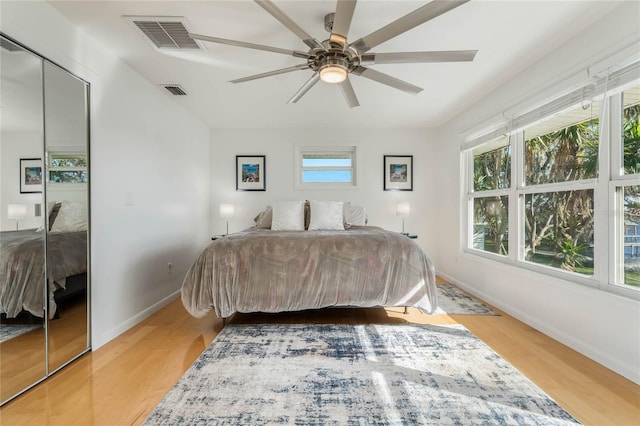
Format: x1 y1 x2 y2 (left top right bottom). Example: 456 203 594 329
219 204 235 219
7 204 28 219
396 202 411 217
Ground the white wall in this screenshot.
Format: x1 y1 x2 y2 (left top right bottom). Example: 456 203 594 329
433 2 640 383
1 2 211 348
209 128 439 257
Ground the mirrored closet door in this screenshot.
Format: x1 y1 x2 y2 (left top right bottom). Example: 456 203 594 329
0 34 90 405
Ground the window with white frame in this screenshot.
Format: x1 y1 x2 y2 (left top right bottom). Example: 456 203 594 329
464 60 640 299
616 86 640 287
296 146 356 188
521 101 600 275
471 135 510 256
47 152 88 185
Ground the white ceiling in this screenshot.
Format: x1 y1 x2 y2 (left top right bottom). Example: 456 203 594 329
49 0 622 129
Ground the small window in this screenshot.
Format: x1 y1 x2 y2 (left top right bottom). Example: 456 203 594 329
296 146 356 188
47 152 87 184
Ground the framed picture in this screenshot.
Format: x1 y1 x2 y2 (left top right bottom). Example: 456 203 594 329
236 155 266 191
384 155 413 191
20 158 43 193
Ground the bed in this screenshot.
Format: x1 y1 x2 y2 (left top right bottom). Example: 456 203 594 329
0 228 87 320
181 223 437 319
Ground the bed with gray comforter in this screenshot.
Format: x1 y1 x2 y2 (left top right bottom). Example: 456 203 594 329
0 229 87 319
181 226 437 318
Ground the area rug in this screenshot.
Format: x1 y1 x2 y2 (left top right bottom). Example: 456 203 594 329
144 324 578 425
435 283 499 315
0 323 41 344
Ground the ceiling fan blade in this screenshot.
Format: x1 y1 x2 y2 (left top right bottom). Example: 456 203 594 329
339 78 360 108
352 66 423 95
361 50 478 64
349 0 470 54
330 0 357 48
255 0 324 50
230 64 310 84
288 73 321 104
189 32 310 58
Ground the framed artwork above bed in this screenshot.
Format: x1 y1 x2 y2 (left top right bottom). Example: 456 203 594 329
384 155 413 191
236 155 266 191
20 158 43 193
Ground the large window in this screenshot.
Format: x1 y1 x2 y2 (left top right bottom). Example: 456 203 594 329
521 102 599 276
296 146 356 189
464 66 640 299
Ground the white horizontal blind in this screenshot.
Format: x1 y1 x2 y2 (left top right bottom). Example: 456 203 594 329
463 61 640 152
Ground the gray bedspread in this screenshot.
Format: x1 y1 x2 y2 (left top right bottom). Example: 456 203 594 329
0 229 87 318
181 226 437 318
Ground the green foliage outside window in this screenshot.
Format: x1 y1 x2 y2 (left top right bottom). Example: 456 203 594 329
48 153 88 184
623 104 640 174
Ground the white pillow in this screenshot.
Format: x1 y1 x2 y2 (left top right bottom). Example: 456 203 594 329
50 201 87 233
348 206 367 226
308 200 345 231
271 201 305 231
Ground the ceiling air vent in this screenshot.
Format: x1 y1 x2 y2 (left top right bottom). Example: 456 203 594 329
0 38 24 52
126 16 202 50
162 85 187 96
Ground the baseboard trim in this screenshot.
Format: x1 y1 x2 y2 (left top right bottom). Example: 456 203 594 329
436 271 640 385
92 290 181 350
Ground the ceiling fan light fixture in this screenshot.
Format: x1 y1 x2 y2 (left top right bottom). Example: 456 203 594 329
320 65 347 83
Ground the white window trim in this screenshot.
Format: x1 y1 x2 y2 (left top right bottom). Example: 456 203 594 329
462 61 640 301
294 145 358 190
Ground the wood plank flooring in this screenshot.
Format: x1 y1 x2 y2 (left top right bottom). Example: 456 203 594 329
1 277 638 425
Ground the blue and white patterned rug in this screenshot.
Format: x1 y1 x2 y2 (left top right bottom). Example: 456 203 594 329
0 323 41 344
435 283 499 315
144 324 578 425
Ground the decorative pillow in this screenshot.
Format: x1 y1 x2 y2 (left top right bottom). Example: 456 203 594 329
304 200 311 230
271 201 305 231
253 206 273 229
48 202 62 230
348 206 367 226
50 201 87 233
308 200 345 231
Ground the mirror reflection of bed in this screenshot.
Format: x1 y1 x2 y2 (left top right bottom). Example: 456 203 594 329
0 205 88 393
0 35 90 405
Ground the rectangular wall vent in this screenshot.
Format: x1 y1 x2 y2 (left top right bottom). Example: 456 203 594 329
127 16 202 50
0 38 24 52
162 85 188 96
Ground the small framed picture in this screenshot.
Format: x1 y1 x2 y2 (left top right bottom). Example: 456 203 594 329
20 158 43 193
384 155 413 191
236 155 266 191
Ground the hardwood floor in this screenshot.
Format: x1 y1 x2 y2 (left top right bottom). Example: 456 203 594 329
0 295 88 403
1 277 638 425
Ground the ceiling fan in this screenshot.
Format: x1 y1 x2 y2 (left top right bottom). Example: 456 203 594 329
189 0 477 108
